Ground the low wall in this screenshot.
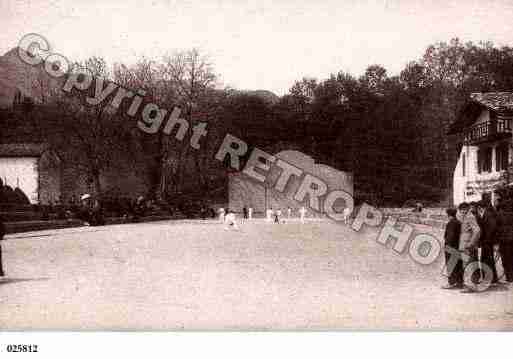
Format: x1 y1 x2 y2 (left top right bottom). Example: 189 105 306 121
381 208 448 229
3 215 174 235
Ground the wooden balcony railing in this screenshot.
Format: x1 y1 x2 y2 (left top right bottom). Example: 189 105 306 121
463 119 512 144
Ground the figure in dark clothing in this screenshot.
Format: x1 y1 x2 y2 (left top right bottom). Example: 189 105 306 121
0 215 5 277
77 195 93 225
442 208 463 289
90 200 105 226
242 206 248 220
496 203 513 282
132 196 145 222
477 201 499 283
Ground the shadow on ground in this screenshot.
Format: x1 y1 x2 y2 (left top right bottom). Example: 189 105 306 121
0 277 50 287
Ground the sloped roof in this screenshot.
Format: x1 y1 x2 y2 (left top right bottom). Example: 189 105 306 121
448 92 513 135
0 143 47 156
470 92 513 112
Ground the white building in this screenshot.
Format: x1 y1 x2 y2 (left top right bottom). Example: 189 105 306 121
451 92 513 205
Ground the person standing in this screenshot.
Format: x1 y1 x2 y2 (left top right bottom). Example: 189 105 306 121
274 208 282 223
266 207 273 223
496 198 513 283
242 206 248 220
224 209 239 230
458 202 482 293
477 200 499 284
91 199 105 226
0 214 5 277
299 206 307 223
287 207 292 219
441 208 463 289
218 207 225 223
248 207 253 220
343 207 351 224
78 194 93 226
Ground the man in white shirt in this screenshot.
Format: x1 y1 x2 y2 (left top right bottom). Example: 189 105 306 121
342 207 351 224
299 206 307 223
224 209 239 230
266 207 273 223
218 207 225 223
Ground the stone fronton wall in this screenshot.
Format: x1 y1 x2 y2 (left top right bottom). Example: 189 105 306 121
229 150 354 216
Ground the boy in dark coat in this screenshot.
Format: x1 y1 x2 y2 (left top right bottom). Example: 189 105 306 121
0 214 5 277
442 208 463 289
477 200 499 283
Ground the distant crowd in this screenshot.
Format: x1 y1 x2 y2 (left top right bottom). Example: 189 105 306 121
443 198 513 293
217 205 351 227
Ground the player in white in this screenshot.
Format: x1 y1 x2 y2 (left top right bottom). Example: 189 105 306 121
224 209 239 230
299 206 307 223
266 207 273 223
342 207 351 224
287 207 292 219
218 207 225 223
248 207 253 220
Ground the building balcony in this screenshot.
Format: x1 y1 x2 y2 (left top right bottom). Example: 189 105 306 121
463 119 512 145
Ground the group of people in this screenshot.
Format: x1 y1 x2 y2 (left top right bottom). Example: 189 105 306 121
76 194 105 226
443 198 513 293
217 206 310 228
217 208 239 230
264 206 308 223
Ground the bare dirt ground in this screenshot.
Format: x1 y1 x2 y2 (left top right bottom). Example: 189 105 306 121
1 219 513 330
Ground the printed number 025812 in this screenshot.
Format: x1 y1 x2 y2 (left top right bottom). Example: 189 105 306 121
6 344 38 353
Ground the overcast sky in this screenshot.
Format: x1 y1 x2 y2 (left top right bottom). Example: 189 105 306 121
1 0 513 95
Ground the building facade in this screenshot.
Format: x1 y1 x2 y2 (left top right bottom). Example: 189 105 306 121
451 93 513 205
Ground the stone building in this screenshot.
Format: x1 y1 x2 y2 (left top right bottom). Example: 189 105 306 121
0 47 150 204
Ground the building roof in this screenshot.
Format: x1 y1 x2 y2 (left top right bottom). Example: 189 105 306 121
448 92 513 135
0 143 47 156
469 92 513 112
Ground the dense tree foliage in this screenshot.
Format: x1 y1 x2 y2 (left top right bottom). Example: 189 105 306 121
265 39 513 205
9 39 513 205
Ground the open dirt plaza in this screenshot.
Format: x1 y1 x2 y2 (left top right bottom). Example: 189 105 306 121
1 219 513 330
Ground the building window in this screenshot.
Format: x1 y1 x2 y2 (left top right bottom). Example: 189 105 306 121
496 143 509 171
478 147 493 173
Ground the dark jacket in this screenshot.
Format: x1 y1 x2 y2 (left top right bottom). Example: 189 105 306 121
496 210 513 244
444 217 461 249
479 208 498 246
0 215 5 240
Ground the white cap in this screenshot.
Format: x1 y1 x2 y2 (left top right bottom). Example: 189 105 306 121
81 194 91 201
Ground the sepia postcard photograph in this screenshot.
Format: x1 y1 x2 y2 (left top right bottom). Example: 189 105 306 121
1 1 513 346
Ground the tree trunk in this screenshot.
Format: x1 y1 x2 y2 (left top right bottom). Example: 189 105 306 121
154 131 166 201
92 168 102 196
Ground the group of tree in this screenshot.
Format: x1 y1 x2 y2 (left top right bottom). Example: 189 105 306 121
272 38 513 205
8 38 513 206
